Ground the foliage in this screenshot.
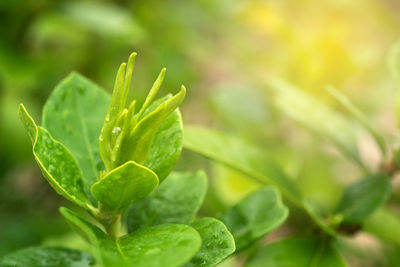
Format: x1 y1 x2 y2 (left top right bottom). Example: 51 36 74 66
2 1 400 266
0 246 94 267
183 41 400 265
3 54 254 267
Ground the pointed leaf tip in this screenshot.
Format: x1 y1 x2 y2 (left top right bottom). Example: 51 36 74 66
126 53 137 71
137 67 168 119
19 103 90 208
18 104 37 143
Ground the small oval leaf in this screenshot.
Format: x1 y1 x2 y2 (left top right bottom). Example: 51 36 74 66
91 161 158 211
185 217 235 267
221 187 288 251
335 173 391 224
101 224 201 267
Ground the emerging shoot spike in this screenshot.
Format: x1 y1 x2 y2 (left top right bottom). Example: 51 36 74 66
99 62 127 171
100 53 186 171
121 52 137 109
127 100 137 130
137 68 167 119
112 63 127 115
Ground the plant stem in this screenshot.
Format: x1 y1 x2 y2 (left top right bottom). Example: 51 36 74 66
107 212 122 241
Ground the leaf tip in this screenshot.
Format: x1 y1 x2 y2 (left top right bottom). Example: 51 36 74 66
18 104 37 142
127 52 137 67
179 85 187 99
119 62 127 70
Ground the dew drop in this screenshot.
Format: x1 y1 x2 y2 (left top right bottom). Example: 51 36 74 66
112 127 121 136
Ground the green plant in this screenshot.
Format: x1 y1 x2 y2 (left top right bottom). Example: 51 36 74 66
0 53 247 267
182 42 400 266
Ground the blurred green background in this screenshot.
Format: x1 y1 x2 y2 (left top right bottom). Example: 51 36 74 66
1 0 400 266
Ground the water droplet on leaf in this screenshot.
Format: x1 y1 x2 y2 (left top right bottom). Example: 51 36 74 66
112 127 121 136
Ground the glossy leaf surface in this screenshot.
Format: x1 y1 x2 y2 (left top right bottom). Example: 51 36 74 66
101 224 201 267
0 246 93 267
221 187 288 251
185 217 235 267
144 96 184 182
19 104 89 209
43 73 110 193
91 161 158 211
127 170 207 232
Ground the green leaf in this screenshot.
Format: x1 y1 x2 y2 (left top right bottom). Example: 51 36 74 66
101 224 201 267
127 170 207 232
0 246 94 267
244 238 347 267
183 126 300 204
59 207 107 245
335 173 391 224
42 72 110 194
184 217 235 267
221 187 289 251
266 77 363 168
59 207 115 266
144 96 184 182
136 68 166 119
99 54 135 171
91 161 158 211
19 104 89 209
115 86 185 167
326 85 386 155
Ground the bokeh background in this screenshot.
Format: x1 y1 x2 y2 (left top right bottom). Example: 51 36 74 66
1 0 400 266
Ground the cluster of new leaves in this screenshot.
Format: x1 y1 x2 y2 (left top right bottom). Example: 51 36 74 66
2 53 278 267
